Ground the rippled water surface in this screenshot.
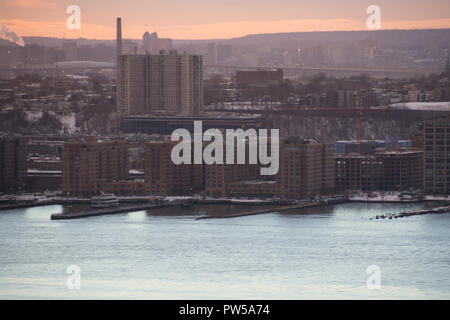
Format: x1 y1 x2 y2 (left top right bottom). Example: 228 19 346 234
0 202 449 299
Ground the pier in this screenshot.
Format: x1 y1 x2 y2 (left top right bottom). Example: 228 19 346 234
195 199 345 220
50 202 174 220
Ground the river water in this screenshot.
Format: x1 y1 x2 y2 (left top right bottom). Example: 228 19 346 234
0 202 449 299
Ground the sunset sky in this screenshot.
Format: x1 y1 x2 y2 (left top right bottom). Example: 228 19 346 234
1 0 450 40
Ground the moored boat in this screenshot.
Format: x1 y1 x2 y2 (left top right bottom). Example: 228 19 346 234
91 194 119 208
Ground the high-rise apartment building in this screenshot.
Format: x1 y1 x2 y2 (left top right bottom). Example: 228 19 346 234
62 137 129 197
0 136 27 192
423 117 450 194
204 137 335 200
204 154 261 198
145 140 203 195
116 18 203 116
279 138 335 199
116 51 203 116
116 18 202 116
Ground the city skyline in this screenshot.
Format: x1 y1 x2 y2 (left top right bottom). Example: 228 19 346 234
1 0 450 40
1 0 450 304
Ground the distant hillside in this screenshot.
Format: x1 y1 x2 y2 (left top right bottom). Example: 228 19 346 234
226 29 450 48
23 29 450 49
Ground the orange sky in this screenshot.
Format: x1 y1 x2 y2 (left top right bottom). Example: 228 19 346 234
1 0 450 39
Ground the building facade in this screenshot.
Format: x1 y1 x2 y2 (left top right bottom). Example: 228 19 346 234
204 137 335 200
145 140 203 195
423 117 450 194
279 138 335 199
335 148 423 192
335 154 382 192
62 137 129 197
0 136 27 192
376 148 423 191
117 51 203 116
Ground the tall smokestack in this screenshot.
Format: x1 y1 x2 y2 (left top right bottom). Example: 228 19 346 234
116 17 122 56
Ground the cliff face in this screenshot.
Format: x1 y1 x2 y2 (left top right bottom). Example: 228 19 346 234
269 114 421 141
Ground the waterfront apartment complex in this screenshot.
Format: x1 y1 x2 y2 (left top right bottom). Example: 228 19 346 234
145 140 203 195
0 135 27 192
423 117 450 194
56 133 444 198
279 138 335 199
116 51 203 116
204 137 335 200
62 137 129 197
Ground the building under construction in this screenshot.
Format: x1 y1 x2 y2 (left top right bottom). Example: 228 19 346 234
335 147 423 192
335 154 382 192
376 148 423 191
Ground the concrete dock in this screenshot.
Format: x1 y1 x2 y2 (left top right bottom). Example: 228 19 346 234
195 200 345 220
50 202 174 220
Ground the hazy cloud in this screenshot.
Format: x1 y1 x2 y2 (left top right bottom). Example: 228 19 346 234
0 23 25 46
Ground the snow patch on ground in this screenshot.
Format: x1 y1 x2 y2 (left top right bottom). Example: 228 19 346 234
59 112 78 134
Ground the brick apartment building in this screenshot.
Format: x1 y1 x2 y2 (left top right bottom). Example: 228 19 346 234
62 137 129 197
204 137 335 200
279 138 335 199
145 140 203 195
0 135 27 193
423 117 450 194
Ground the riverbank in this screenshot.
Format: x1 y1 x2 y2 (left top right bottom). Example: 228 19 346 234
0 195 299 213
2 192 449 221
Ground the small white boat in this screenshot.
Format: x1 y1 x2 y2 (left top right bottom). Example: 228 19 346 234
91 194 119 208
